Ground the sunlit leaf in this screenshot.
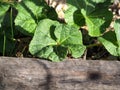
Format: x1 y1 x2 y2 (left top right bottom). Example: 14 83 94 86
29 19 86 61
15 0 46 35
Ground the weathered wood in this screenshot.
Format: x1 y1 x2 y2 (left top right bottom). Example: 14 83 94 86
0 57 120 90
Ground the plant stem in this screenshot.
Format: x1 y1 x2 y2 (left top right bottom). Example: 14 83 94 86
10 7 14 39
86 42 101 48
3 31 6 56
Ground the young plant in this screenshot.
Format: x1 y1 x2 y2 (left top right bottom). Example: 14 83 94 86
1 0 119 61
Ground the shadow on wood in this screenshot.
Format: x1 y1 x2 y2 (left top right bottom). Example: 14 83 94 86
0 57 120 90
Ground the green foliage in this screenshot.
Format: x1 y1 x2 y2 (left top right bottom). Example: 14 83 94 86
0 0 119 61
29 19 85 61
99 19 120 56
0 2 16 56
14 0 47 35
65 0 112 36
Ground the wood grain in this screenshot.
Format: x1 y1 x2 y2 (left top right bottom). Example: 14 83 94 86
0 57 120 90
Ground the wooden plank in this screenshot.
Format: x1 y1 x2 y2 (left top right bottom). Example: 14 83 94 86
0 57 120 90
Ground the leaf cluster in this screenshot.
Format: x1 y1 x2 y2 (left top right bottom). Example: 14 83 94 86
0 0 120 61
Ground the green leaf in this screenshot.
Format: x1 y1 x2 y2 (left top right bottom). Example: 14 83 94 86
54 24 86 58
65 0 112 36
65 4 85 27
15 0 46 35
29 19 86 62
0 2 10 28
82 9 112 36
29 19 60 61
114 19 120 46
98 19 120 56
98 31 118 56
65 1 85 27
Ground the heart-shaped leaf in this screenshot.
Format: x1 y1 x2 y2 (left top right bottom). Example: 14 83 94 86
29 19 86 61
